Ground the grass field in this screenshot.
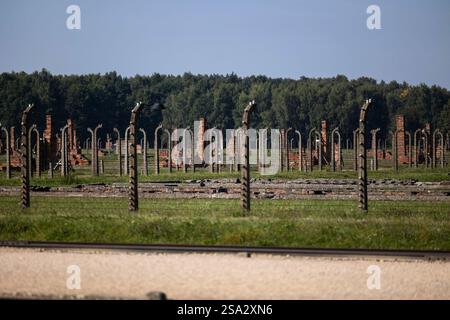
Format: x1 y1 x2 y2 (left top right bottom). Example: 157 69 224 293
0 196 449 250
1 148 449 186
0 166 449 187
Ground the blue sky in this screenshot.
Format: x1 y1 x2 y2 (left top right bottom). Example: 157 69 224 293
0 0 449 88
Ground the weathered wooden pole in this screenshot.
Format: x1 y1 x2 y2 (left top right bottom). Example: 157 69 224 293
241 101 256 212
164 129 172 173
154 124 163 174
0 125 10 179
139 128 148 176
113 128 122 176
295 130 302 172
358 99 372 212
21 104 34 209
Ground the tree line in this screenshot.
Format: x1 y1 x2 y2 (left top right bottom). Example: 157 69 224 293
0 69 449 145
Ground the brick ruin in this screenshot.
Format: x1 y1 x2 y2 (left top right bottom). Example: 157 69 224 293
2 127 22 169
395 115 409 164
65 119 89 166
43 115 58 168
42 116 89 168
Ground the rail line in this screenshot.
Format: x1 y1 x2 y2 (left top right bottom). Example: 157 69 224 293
1 241 449 260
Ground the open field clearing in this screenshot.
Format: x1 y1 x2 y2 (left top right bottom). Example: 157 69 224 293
0 196 449 250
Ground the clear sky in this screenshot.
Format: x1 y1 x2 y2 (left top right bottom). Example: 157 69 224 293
0 0 449 88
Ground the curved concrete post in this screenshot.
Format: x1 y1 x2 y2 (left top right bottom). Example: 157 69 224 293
87 128 94 174
164 129 172 173
390 130 398 172
182 127 190 173
405 131 412 168
258 128 268 172
154 124 163 175
353 128 360 171
60 125 70 177
235 127 243 172
315 130 322 171
124 126 131 175
308 128 317 172
187 128 196 173
128 102 143 212
358 99 372 212
0 125 11 179
433 129 444 168
139 128 148 176
285 127 292 171
113 128 122 176
295 130 302 172
423 130 430 168
21 104 34 209
209 127 216 173
87 124 102 176
32 127 40 177
331 127 340 172
241 101 256 212
370 128 380 171
413 129 421 168
28 124 37 177
0 125 10 178
335 130 342 171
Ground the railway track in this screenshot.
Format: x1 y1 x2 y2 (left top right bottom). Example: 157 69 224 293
1 241 449 260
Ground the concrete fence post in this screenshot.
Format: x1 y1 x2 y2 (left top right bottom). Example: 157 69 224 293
241 101 256 212
0 125 11 179
139 128 148 176
358 99 372 212
154 124 163 175
295 130 302 172
113 128 122 176
20 104 34 209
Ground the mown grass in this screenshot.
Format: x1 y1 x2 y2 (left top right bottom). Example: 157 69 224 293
0 196 449 250
0 166 448 187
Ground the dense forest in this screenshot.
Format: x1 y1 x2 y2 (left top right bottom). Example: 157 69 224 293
0 69 449 145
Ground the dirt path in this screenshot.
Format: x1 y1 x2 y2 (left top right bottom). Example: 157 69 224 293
0 247 449 299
